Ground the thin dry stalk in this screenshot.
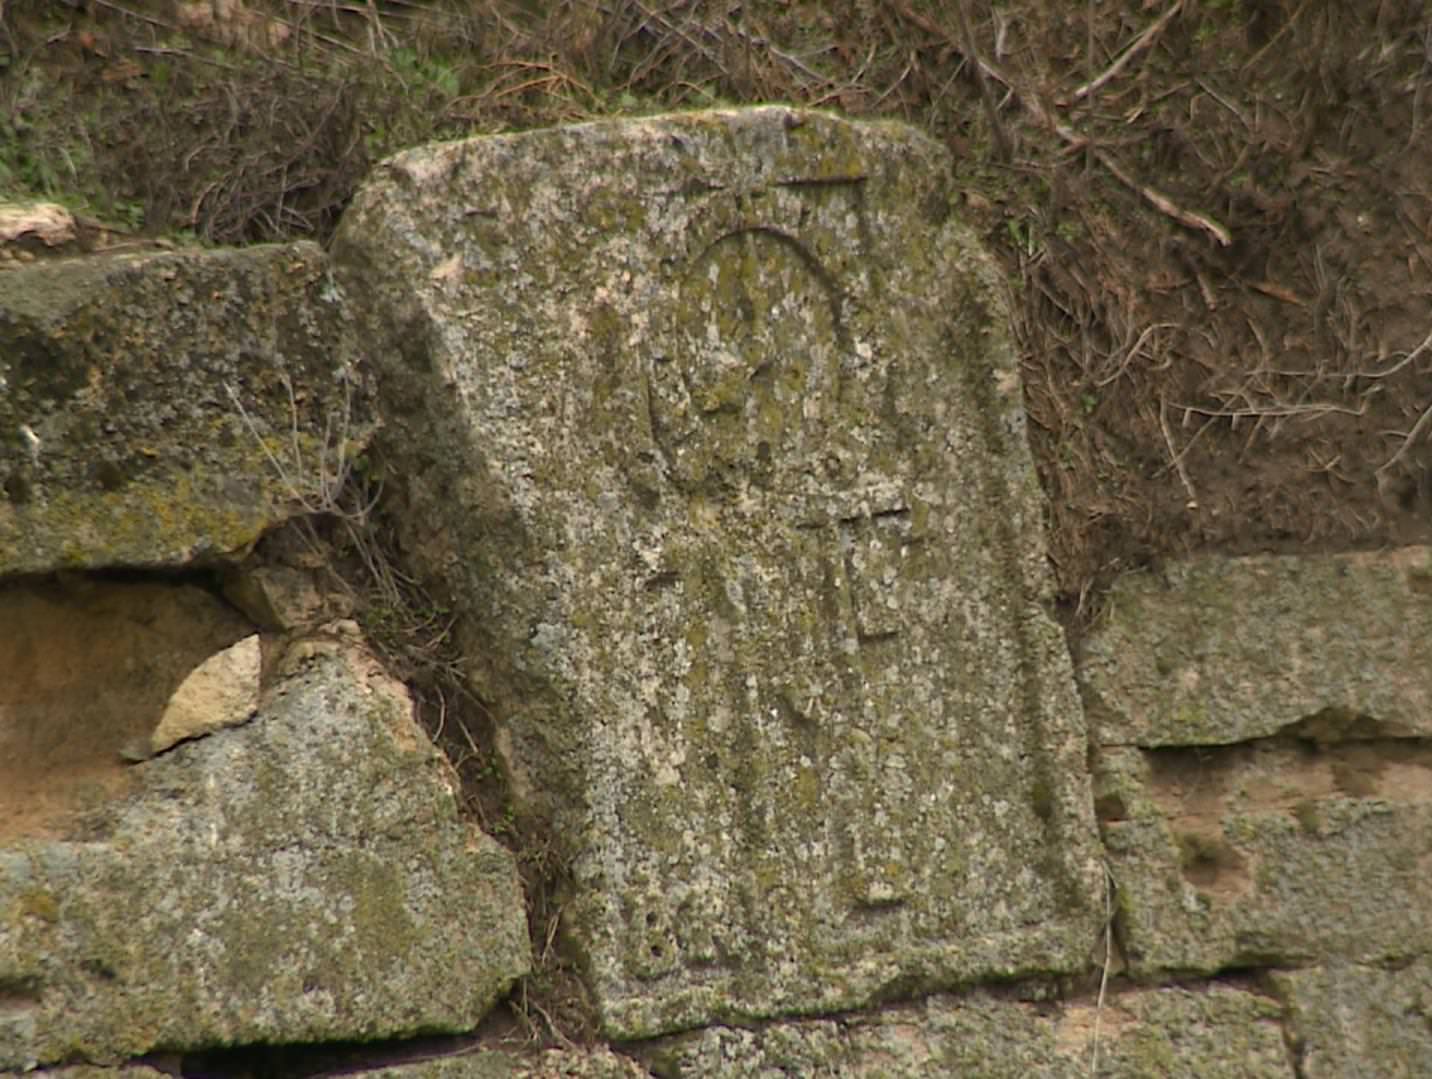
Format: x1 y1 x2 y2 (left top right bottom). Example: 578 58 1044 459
1159 397 1200 508
1352 323 1432 381
1091 146 1231 247
1089 861 1115 1077
1174 399 1366 421
885 0 1230 246
951 0 1011 160
1094 321 1178 387
1061 0 1183 107
1378 400 1432 475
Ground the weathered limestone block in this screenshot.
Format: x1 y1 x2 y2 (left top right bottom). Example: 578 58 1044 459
0 645 529 1070
1095 741 1432 973
1081 549 1432 746
0 578 254 838
347 1048 649 1079
0 242 374 574
332 107 1102 1036
1081 549 1432 975
636 984 1292 1077
1269 959 1432 1078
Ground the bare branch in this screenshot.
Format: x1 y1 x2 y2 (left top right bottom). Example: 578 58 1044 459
1093 148 1232 247
1159 398 1200 508
884 0 1230 246
1060 1 1184 107
1378 400 1432 474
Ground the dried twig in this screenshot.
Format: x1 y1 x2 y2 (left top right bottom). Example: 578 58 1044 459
1061 0 1184 107
1159 398 1200 508
1174 400 1366 420
885 0 1231 246
132 44 242 72
1242 0 1311 74
525 991 578 1051
89 0 173 31
1092 147 1232 246
1351 323 1432 381
1249 280 1305 305
1378 400 1432 474
1094 321 1178 387
951 0 1011 160
1089 861 1116 1077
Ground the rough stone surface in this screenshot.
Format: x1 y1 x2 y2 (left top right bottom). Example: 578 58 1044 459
1080 549 1432 976
332 106 1102 1037
1270 959 1432 1078
635 984 1292 1077
1095 741 1432 974
0 645 529 1070
222 563 329 630
0 242 375 574
134 633 261 760
349 1048 649 1079
1080 548 1432 747
3 1069 170 1079
0 578 254 840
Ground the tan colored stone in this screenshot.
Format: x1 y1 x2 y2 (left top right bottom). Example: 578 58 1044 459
0 644 529 1069
0 203 76 248
135 632 261 759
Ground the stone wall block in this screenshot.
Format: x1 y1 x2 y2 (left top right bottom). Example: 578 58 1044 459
1082 550 1432 975
635 985 1292 1077
332 106 1103 1037
1081 549 1432 747
0 645 529 1070
1269 959 1432 1078
0 242 376 574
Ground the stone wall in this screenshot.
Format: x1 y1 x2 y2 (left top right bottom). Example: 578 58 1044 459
3 109 1428 1077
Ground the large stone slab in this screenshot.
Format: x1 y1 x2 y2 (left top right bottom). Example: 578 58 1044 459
1269 959 1432 1078
1081 549 1432 747
1095 741 1432 974
340 1048 649 1079
636 984 1292 1077
0 644 529 1070
332 107 1102 1036
0 243 374 574
1081 549 1432 975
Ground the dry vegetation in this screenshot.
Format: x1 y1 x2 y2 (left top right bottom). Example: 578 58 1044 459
4 0 1432 1044
5 0 1429 615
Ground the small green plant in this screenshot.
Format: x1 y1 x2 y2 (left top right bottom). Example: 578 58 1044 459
390 46 460 98
1006 218 1039 257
